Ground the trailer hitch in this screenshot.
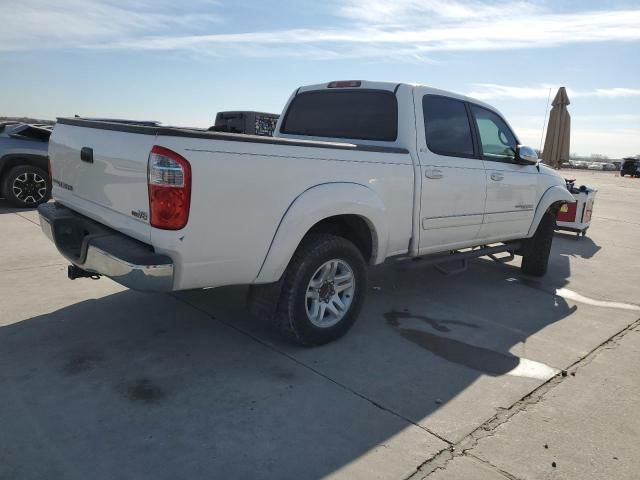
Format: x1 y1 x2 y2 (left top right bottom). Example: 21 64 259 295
68 265 101 280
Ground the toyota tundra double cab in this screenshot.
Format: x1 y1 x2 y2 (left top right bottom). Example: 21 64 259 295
38 80 574 345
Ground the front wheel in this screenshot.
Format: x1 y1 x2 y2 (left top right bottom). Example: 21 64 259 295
521 211 556 276
275 234 367 346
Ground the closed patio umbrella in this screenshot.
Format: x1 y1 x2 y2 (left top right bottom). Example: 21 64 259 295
542 87 571 169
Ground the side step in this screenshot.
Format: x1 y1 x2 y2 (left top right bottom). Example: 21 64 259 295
402 242 520 275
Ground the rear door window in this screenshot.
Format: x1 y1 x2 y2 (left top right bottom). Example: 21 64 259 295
281 90 398 141
422 96 475 158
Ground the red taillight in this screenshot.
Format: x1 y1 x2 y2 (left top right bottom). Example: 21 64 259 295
148 145 191 230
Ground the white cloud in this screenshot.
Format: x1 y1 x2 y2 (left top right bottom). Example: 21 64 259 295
0 0 220 52
337 0 542 25
589 88 640 98
1 1 640 59
467 85 557 100
468 84 640 100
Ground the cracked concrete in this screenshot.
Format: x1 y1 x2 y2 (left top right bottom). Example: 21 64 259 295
429 455 517 479
470 324 640 479
410 318 640 479
1 170 639 479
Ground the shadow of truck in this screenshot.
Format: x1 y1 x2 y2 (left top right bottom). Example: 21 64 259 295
0 236 598 480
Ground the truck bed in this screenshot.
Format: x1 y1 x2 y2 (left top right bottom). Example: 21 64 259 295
49 118 415 290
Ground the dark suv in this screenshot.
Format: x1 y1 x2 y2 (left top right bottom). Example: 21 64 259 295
620 158 640 177
0 122 52 207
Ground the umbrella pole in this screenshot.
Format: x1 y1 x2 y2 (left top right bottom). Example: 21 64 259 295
539 87 552 154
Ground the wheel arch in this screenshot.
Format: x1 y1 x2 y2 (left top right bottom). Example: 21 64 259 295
0 154 49 183
255 182 388 283
527 185 575 237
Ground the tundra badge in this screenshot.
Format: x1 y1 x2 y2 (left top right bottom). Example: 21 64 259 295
131 210 148 221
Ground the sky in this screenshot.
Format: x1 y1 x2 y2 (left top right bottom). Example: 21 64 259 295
1 0 639 158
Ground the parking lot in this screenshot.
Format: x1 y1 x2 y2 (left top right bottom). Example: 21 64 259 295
1 170 639 479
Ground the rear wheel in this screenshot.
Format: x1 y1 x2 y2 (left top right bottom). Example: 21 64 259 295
1 165 51 208
521 211 556 276
275 234 367 346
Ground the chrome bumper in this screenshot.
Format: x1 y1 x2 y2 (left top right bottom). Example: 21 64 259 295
38 203 174 292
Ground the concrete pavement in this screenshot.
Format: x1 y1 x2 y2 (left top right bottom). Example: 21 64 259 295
470 320 640 480
1 170 638 479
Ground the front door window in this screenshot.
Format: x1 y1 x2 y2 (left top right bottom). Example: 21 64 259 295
470 105 517 162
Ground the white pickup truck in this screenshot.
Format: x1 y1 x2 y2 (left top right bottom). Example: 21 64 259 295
39 80 574 345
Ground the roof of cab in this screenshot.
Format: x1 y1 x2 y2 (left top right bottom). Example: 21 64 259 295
297 80 499 113
297 80 399 93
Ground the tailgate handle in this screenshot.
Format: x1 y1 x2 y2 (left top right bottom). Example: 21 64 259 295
80 147 94 164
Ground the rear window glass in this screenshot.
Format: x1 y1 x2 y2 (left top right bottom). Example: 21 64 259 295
281 90 398 141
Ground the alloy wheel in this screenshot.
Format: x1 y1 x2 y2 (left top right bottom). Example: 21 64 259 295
305 258 355 328
12 172 47 205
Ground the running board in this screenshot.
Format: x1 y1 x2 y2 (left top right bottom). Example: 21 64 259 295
488 251 515 264
402 242 521 276
434 259 468 276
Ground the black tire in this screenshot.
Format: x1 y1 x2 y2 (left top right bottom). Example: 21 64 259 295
1 165 51 208
521 211 556 276
275 234 367 346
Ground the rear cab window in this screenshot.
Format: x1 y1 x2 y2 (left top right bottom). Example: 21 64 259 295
281 90 398 141
422 95 476 158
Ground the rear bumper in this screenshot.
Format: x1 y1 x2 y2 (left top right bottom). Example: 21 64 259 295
37 203 174 292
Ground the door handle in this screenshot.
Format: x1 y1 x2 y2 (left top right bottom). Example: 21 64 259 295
490 172 504 181
425 168 444 179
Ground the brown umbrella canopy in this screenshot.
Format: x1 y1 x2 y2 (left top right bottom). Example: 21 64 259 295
542 87 571 169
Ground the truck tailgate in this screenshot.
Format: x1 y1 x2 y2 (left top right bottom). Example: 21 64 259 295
49 122 156 243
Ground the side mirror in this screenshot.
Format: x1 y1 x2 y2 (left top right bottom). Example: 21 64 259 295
515 145 538 165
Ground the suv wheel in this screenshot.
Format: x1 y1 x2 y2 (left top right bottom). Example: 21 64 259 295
1 165 51 208
521 211 556 276
275 234 367 346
